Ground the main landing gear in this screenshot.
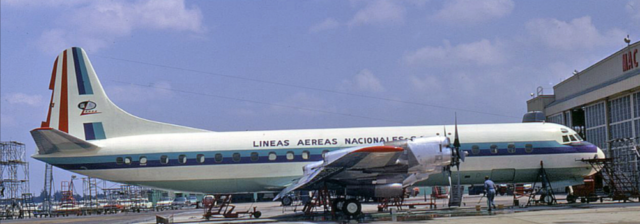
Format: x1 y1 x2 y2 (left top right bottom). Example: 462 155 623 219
341 199 362 217
299 189 363 218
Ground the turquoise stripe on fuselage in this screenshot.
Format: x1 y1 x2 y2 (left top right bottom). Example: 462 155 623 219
39 140 568 165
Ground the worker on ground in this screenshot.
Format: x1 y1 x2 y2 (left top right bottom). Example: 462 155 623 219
484 176 497 211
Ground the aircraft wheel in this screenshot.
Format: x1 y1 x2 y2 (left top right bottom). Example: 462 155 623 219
281 196 293 206
566 194 576 203
252 211 261 218
342 199 361 217
332 198 345 212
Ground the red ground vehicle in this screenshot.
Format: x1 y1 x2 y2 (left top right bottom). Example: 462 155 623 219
566 175 601 203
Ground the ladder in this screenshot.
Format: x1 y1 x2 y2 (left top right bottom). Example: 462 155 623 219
581 158 639 201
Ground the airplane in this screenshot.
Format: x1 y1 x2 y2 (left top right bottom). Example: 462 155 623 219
31 47 604 216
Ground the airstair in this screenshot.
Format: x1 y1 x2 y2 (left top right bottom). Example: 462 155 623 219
581 158 639 201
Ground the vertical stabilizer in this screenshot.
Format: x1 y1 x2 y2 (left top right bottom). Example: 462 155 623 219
40 47 208 141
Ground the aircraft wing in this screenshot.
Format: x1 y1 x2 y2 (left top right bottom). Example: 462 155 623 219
274 143 405 200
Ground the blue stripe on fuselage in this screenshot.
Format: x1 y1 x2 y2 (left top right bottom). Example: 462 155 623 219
37 141 598 171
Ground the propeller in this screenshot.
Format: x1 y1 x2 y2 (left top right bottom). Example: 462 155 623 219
447 113 464 207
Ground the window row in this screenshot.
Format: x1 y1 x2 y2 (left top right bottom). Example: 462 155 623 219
585 102 606 128
115 150 330 166
547 114 564 125
609 95 632 123
635 92 640 118
469 143 534 155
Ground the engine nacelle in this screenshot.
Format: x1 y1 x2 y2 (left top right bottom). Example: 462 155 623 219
347 183 404 198
406 136 452 175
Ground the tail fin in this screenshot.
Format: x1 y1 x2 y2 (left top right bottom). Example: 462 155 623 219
39 47 208 141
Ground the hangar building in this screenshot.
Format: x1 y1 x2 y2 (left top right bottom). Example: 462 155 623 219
527 40 640 190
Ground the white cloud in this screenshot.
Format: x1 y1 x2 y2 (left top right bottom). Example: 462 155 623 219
409 74 443 94
526 16 625 50
309 18 340 33
404 39 506 67
347 0 406 27
341 69 386 92
35 0 205 54
432 0 514 24
106 81 174 103
3 93 44 106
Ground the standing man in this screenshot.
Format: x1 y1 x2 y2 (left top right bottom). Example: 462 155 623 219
484 176 497 211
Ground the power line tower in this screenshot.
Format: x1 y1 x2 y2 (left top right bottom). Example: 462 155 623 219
0 141 31 219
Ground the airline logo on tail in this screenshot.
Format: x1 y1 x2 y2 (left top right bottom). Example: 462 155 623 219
78 101 100 116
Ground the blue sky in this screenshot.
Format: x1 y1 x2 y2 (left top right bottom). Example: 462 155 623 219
2 0 639 194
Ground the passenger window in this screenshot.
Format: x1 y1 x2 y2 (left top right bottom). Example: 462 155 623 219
178 154 187 164
322 150 330 159
569 135 577 142
251 152 259 162
214 153 223 163
302 151 310 160
124 157 132 165
116 157 124 165
490 144 498 154
160 155 169 164
197 154 205 163
562 135 570 143
286 151 294 160
232 153 241 162
268 152 277 161
525 144 533 153
507 144 516 153
471 145 480 155
139 156 147 166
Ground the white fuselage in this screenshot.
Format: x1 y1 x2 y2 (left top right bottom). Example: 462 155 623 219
34 122 604 193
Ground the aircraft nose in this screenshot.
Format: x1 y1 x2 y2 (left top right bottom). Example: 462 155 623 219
596 147 606 159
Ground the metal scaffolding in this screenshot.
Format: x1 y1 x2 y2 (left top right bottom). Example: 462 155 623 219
0 141 32 219
609 138 640 192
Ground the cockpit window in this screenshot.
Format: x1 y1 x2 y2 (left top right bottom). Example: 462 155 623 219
569 135 577 142
574 134 583 141
562 135 570 143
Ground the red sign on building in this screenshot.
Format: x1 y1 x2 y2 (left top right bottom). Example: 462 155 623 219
623 48 638 72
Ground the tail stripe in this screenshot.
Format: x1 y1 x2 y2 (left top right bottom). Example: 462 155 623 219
83 122 106 140
59 50 69 133
72 47 93 95
42 57 59 128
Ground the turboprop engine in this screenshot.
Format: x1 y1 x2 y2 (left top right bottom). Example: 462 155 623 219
406 136 453 174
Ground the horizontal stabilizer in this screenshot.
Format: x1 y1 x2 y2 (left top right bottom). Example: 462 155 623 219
31 127 99 154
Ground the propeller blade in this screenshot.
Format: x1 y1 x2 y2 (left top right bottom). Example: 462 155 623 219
453 113 460 148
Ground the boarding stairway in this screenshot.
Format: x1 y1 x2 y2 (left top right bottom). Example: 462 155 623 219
581 158 639 201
